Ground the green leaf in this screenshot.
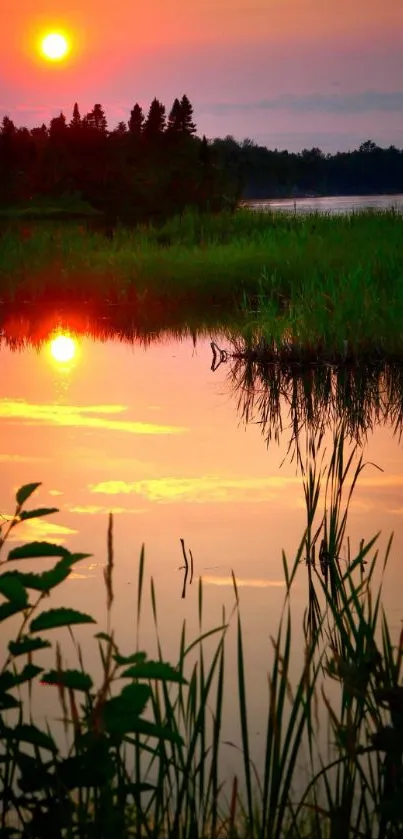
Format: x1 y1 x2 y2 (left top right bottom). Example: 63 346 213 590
6 724 58 753
8 635 51 657
0 601 26 622
114 651 147 666
16 483 41 507
121 660 187 684
0 573 29 607
0 664 43 692
19 507 59 521
0 693 20 710
30 608 96 633
13 558 75 592
126 718 184 744
8 541 71 562
102 682 150 734
41 669 93 692
95 631 116 643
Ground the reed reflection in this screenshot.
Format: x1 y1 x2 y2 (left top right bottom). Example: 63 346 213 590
212 337 403 454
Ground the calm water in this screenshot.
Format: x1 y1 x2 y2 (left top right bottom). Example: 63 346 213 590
1 329 403 776
247 193 403 214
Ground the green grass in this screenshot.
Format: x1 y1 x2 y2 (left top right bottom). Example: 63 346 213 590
1 208 403 358
1 427 402 837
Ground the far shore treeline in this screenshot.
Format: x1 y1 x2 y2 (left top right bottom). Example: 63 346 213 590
1 97 403 224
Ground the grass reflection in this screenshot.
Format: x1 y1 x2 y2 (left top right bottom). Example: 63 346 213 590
218 335 403 453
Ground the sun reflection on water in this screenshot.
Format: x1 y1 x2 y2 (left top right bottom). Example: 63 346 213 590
49 334 77 365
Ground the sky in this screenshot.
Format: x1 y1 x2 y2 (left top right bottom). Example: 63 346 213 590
1 0 403 153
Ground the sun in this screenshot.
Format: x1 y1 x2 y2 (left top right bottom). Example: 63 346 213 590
41 32 69 61
50 335 76 364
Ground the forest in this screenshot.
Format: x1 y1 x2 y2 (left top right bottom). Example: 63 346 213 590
1 96 402 224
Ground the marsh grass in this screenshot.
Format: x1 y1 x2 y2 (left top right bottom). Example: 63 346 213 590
0 426 402 837
1 208 403 357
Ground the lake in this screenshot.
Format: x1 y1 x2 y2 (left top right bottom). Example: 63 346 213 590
1 322 403 781
247 193 403 214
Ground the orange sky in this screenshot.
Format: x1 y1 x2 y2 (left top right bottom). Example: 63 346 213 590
1 0 402 150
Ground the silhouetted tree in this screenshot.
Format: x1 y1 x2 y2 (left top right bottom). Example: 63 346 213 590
1 116 16 137
180 95 196 135
85 104 108 133
70 103 82 130
199 135 210 165
2 97 402 220
144 98 166 139
359 140 379 154
128 104 144 138
49 113 67 139
113 121 128 135
167 98 182 133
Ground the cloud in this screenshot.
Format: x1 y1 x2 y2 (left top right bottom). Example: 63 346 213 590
0 453 47 463
69 505 145 515
8 518 77 544
201 90 403 116
0 400 186 436
90 475 299 503
203 575 286 588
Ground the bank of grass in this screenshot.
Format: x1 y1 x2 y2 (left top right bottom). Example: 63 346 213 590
1 427 403 837
0 207 403 357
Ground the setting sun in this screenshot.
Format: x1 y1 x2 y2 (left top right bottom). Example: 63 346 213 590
50 335 76 363
41 32 69 61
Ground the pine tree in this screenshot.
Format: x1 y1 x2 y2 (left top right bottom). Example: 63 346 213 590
180 95 196 135
1 115 16 136
70 102 81 129
143 98 166 139
49 112 67 138
85 104 108 133
199 135 210 165
167 98 182 133
114 121 128 135
128 103 144 137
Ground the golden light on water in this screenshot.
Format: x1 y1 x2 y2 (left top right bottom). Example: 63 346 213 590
50 334 77 364
40 32 70 61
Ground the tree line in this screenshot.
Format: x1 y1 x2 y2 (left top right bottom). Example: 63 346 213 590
0 97 233 223
212 137 403 199
1 96 402 223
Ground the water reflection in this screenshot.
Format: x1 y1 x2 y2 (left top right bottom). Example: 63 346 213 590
49 333 77 366
213 337 403 454
179 538 194 599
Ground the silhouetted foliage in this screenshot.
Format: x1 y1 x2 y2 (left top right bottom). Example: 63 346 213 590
0 96 234 222
144 97 166 140
2 97 400 224
211 136 403 198
128 102 144 138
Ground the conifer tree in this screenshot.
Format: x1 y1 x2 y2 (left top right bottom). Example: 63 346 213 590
128 103 144 137
70 102 82 129
144 98 166 139
1 115 16 136
49 113 67 138
167 98 182 133
85 104 108 133
180 95 196 135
